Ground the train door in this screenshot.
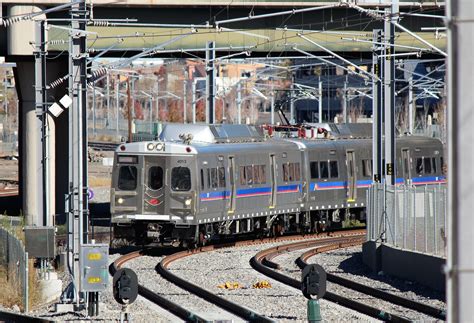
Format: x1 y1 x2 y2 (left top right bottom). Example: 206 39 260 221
228 156 236 213
401 148 411 184
270 154 277 208
346 150 357 202
144 156 166 215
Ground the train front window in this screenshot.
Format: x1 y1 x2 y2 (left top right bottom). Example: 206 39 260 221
171 167 191 191
148 166 163 190
118 166 138 190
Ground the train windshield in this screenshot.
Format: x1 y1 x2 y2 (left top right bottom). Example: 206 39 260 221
171 167 191 191
118 166 138 190
148 166 163 190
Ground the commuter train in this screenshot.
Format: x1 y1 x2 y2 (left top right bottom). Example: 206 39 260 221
110 123 445 246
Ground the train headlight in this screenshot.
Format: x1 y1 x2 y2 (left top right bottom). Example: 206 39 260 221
117 198 124 204
156 143 164 151
184 198 192 206
147 143 155 151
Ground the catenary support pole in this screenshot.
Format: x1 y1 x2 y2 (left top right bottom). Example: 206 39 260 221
372 29 383 183
206 41 216 124
318 77 323 123
447 0 474 321
68 0 88 306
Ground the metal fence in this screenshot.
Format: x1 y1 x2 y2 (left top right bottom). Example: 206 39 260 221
0 226 28 312
367 183 447 258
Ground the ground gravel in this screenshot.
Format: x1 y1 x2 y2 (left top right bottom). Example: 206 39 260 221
170 242 380 322
31 253 181 322
276 245 446 321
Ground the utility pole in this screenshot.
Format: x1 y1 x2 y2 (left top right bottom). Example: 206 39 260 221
318 77 323 123
372 29 383 183
270 82 275 125
342 76 348 123
106 72 110 128
68 0 88 308
183 70 187 123
290 75 295 124
115 74 120 138
192 78 196 124
34 20 48 226
92 81 96 136
447 0 474 320
237 82 242 124
408 78 414 134
126 78 132 143
384 0 398 186
206 41 216 124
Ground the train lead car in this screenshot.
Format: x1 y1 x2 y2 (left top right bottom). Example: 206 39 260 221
110 123 445 246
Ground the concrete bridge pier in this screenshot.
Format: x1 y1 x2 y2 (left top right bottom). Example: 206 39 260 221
8 4 68 226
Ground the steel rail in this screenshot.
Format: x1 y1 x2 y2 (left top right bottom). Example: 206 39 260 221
250 236 412 323
296 248 446 321
157 247 275 323
111 250 210 322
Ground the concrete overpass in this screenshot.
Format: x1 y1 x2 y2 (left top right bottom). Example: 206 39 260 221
0 0 445 226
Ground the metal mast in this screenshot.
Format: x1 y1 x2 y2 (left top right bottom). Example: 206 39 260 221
206 41 216 124
67 0 88 305
447 0 474 320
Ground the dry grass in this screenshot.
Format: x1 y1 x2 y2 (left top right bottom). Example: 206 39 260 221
28 260 41 310
88 176 111 187
0 267 23 309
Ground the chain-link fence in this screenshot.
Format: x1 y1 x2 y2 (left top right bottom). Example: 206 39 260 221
367 183 447 258
0 226 28 311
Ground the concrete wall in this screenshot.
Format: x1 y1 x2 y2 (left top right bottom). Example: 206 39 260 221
363 241 446 292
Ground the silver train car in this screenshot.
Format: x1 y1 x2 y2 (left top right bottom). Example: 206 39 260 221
110 124 445 246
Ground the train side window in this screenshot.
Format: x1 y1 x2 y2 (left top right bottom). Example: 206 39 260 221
288 163 295 181
424 157 432 174
329 161 338 178
218 167 226 188
294 163 301 181
210 168 218 188
362 160 372 177
200 169 205 190
416 158 424 174
207 168 211 188
253 165 260 184
320 161 329 179
246 165 253 185
239 166 246 185
118 166 138 190
148 166 163 190
259 165 266 184
283 163 289 182
310 161 319 179
432 157 437 173
171 167 191 191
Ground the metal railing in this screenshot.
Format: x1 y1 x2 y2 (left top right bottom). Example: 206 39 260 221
367 183 447 258
0 226 28 312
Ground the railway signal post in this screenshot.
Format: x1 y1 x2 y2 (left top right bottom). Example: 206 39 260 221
302 264 327 323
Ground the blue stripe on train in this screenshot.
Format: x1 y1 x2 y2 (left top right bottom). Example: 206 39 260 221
200 184 301 201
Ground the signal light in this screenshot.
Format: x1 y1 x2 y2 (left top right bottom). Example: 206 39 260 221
120 145 126 151
186 147 191 153
149 198 159 205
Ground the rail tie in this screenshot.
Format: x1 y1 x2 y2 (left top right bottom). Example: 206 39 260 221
111 249 210 322
296 247 446 321
250 235 413 323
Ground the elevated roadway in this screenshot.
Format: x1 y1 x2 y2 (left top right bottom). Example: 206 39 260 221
0 0 445 226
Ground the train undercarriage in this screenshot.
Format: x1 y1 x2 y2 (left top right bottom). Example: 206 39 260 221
111 207 366 247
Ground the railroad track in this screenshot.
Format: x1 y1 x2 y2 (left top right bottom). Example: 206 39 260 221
295 248 446 321
251 236 445 322
113 230 364 322
88 141 119 151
